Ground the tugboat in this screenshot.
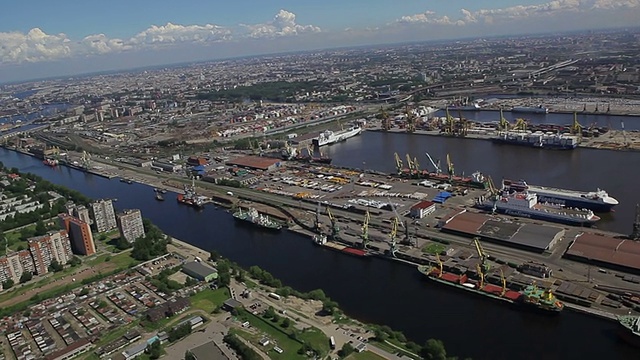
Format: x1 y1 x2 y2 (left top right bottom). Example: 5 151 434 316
155 192 165 201
43 158 58 167
177 178 205 209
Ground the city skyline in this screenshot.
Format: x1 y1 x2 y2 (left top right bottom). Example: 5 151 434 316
1 0 638 83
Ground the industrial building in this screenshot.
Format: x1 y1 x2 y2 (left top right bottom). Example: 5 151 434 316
564 232 640 274
410 201 436 219
58 213 96 255
90 199 117 233
186 340 228 360
225 156 281 171
182 261 218 282
117 209 145 243
439 210 564 253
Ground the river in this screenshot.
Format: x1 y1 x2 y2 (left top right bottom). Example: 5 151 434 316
0 148 637 359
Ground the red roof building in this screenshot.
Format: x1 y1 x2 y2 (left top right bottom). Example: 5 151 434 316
410 201 436 219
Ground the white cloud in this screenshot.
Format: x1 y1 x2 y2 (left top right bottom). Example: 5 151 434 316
0 28 72 63
129 22 231 47
395 0 638 26
81 34 130 54
243 9 321 38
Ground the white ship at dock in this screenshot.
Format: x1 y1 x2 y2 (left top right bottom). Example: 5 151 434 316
314 125 362 147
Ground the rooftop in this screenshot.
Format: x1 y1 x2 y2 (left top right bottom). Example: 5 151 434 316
226 155 281 170
565 232 640 273
182 261 217 278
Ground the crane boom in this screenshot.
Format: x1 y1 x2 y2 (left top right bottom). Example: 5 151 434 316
425 152 441 173
361 210 370 247
387 198 405 228
394 152 404 174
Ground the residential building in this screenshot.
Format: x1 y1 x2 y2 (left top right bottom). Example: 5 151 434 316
90 199 117 233
117 209 145 243
28 230 73 275
59 214 96 256
0 250 36 284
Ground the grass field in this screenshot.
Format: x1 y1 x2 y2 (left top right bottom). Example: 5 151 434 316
87 251 138 269
234 311 305 360
347 351 387 360
189 288 230 313
422 242 446 255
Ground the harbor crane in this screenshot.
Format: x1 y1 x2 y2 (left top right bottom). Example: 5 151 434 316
389 217 399 257
442 108 456 135
500 269 507 296
394 152 404 175
405 105 416 133
498 108 511 132
405 154 420 178
361 210 370 248
513 118 528 132
387 198 405 229
425 152 442 174
314 201 321 231
570 112 583 137
433 253 444 278
472 237 490 275
446 154 455 178
81 151 92 170
380 107 392 131
476 263 485 290
326 206 340 240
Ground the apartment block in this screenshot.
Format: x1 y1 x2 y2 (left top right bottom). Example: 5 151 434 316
28 230 73 275
0 250 35 284
90 199 117 233
117 209 145 243
59 213 96 256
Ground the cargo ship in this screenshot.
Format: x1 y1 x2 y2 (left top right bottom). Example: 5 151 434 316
475 191 600 226
315 125 362 147
511 106 549 114
312 234 369 257
417 265 564 313
43 158 58 167
502 179 618 213
232 207 282 231
617 315 640 348
492 131 579 149
177 179 205 209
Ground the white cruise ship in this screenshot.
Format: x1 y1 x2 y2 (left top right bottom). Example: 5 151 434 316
315 126 362 147
475 191 600 226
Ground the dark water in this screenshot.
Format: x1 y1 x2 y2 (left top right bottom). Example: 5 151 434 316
324 131 640 234
0 149 637 359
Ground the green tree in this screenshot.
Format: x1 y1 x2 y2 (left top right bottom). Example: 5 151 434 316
281 317 291 328
20 271 32 283
147 339 162 359
185 351 196 360
421 339 447 360
34 220 47 236
2 279 14 289
338 343 355 358
209 250 219 261
48 260 63 272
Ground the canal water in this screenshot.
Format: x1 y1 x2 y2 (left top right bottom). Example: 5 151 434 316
0 148 637 359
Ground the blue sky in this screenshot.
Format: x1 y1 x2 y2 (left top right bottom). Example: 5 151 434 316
0 0 638 82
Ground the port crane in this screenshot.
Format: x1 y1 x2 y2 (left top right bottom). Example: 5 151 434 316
472 237 490 275
500 269 507 296
394 152 404 175
405 105 416 133
433 253 444 278
442 108 455 135
380 107 392 131
405 154 420 178
326 206 340 240
389 217 398 257
475 263 485 289
314 201 321 231
570 112 583 138
513 118 528 132
446 154 455 178
424 152 442 174
498 109 510 132
81 151 92 170
361 210 370 248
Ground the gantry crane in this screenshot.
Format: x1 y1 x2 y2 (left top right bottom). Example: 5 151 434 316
326 207 340 240
405 105 416 133
498 108 511 132
389 217 398 257
446 154 455 178
570 112 583 137
472 237 490 275
394 152 404 175
361 210 370 248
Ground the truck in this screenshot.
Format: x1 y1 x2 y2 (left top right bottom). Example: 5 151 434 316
268 292 281 300
330 336 336 350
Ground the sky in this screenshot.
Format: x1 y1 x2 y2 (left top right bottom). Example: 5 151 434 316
0 0 638 83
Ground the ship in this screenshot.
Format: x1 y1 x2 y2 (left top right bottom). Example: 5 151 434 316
282 143 332 164
446 103 481 111
233 207 282 231
312 234 369 257
617 315 640 348
177 179 206 209
417 264 564 314
43 158 58 167
492 131 579 150
502 179 618 213
511 106 549 114
315 125 362 147
155 192 165 201
475 191 600 226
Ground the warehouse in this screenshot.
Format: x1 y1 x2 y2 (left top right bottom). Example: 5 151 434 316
226 156 281 171
182 261 218 282
564 232 640 274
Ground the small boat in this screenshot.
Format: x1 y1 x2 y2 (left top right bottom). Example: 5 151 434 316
155 193 165 201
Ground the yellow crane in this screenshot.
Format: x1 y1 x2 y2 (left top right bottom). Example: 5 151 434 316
446 154 455 177
394 152 404 175
361 210 370 248
513 118 528 132
443 108 455 134
413 157 420 175
389 217 399 257
380 107 392 131
326 207 340 240
472 237 490 274
405 105 416 133
434 253 444 278
476 263 485 289
500 269 507 296
405 153 417 177
570 112 583 137
498 108 511 132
